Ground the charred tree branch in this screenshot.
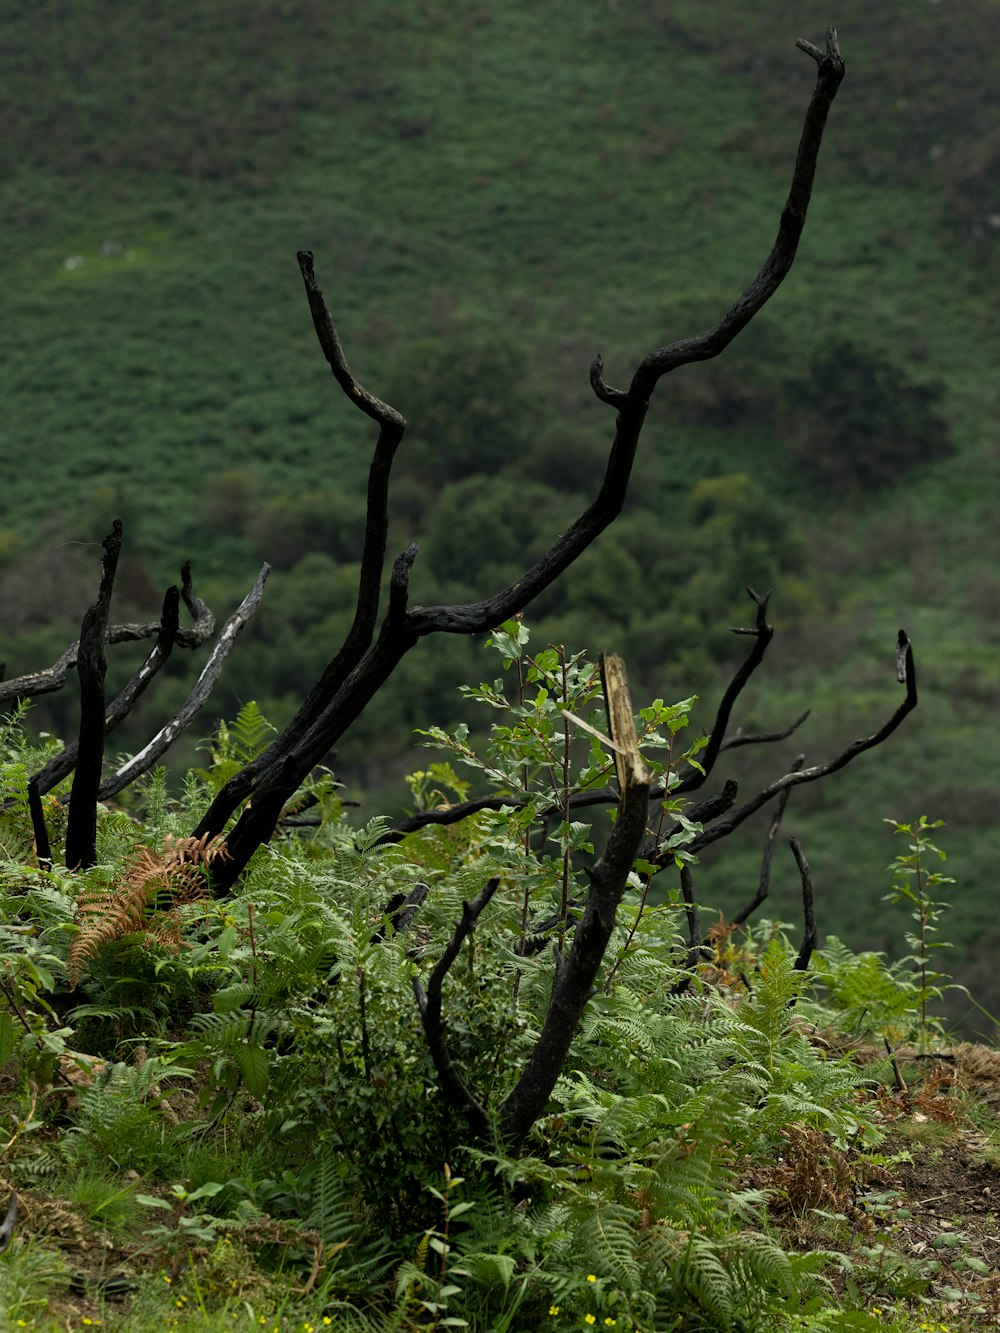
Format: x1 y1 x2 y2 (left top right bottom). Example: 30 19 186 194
28 585 181 799
65 523 123 869
731 755 805 927
719 712 810 753
497 657 652 1146
27 780 51 871
96 566 269 801
624 28 844 402
791 836 816 973
412 877 498 1140
691 633 916 856
373 882 430 942
198 33 845 890
193 257 407 839
676 587 774 794
0 564 213 706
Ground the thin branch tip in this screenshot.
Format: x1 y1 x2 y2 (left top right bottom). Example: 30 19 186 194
895 629 913 687
796 28 841 67
589 353 627 408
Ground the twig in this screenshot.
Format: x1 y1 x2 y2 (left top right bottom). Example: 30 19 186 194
731 756 805 927
884 1037 909 1095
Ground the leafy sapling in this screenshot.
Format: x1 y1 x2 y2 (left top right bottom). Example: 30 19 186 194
883 816 957 1051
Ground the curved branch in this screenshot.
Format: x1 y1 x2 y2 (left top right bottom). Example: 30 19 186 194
691 633 917 856
413 877 498 1139
398 37 844 641
676 586 774 794
627 28 844 401
589 353 627 409
193 257 407 838
96 565 270 801
719 712 810 753
178 560 215 643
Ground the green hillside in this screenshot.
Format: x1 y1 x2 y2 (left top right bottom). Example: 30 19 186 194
2 1 998 1017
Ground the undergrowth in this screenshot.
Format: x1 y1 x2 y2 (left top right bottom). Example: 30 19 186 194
0 631 992 1330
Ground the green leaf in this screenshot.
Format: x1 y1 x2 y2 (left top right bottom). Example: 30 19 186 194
235 1044 270 1098
213 983 254 1013
216 925 238 959
186 1181 225 1204
0 1011 15 1066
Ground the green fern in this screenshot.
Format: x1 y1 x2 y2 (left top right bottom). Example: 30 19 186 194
808 935 923 1040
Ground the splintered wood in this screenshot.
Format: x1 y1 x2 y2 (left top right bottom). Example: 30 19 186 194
599 653 652 792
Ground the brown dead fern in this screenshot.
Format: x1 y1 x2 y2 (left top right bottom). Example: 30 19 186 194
67 833 227 987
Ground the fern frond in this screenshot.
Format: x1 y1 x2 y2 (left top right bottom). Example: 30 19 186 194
66 833 226 986
67 869 158 987
678 1237 737 1326
580 1201 642 1289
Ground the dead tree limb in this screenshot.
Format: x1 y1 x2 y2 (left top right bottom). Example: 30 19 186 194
28 585 181 798
497 657 652 1146
412 877 498 1141
678 864 704 971
718 713 811 752
0 561 213 706
95 565 270 802
791 837 816 972
731 755 805 927
195 31 846 891
689 632 916 858
676 587 773 794
27 780 52 871
191 253 407 834
418 658 652 1145
64 523 123 870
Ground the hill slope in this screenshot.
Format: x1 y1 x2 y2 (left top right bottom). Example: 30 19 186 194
1 0 998 1019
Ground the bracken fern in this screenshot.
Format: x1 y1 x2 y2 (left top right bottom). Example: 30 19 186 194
66 832 226 986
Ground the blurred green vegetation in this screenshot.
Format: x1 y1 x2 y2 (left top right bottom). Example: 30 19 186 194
1 1 998 1022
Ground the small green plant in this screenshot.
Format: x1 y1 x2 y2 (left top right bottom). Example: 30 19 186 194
394 1164 481 1330
135 1179 242 1266
883 817 956 1050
